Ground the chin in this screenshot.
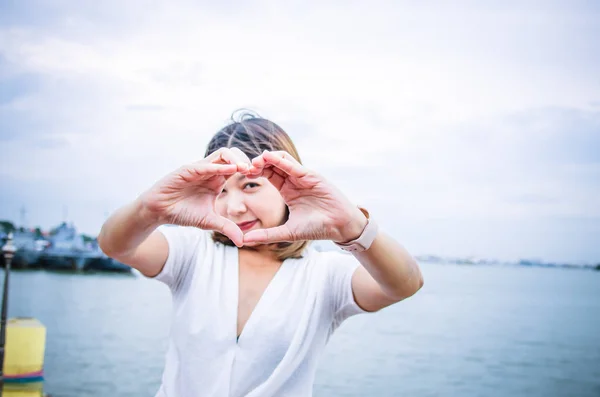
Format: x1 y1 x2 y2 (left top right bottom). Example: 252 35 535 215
242 241 274 251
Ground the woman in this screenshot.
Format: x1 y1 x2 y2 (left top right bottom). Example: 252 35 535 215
98 112 424 397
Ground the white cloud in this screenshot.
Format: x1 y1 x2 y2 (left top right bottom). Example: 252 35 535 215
0 1 598 262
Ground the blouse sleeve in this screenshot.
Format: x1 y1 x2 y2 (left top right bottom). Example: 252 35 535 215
323 251 369 330
147 225 207 294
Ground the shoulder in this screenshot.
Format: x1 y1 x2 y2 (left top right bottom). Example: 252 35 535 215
155 225 221 268
309 248 368 323
306 248 361 285
150 226 220 292
157 225 213 250
312 249 359 270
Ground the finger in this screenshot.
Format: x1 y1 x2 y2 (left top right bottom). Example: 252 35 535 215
198 163 238 175
260 166 286 190
251 150 296 162
246 150 299 179
181 163 238 181
228 147 254 173
205 148 250 172
229 147 252 164
243 162 271 178
250 150 281 168
243 225 294 244
204 147 229 163
247 161 287 177
258 151 308 178
244 163 287 187
248 153 286 177
267 150 301 165
204 213 244 247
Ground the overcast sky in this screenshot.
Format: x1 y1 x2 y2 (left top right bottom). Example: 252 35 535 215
1 1 599 263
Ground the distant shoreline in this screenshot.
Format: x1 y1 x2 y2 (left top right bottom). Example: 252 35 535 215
415 256 600 271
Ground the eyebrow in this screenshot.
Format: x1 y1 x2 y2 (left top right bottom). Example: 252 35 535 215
235 174 247 182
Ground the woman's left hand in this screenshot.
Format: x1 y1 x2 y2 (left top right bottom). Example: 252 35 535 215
241 150 368 245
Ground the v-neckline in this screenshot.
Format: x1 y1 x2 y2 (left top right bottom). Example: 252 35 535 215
232 247 291 345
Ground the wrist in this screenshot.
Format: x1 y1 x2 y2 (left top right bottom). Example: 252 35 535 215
135 196 166 228
334 207 369 244
333 206 379 252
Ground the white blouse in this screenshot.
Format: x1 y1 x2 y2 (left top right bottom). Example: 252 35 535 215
150 225 367 397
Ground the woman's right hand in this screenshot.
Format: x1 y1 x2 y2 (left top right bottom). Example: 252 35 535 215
139 147 252 247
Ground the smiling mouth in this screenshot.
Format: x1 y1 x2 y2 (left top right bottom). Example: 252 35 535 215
237 220 258 231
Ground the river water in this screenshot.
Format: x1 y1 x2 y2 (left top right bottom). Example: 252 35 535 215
10 262 600 397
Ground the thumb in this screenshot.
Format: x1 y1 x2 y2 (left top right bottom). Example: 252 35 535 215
204 213 244 247
243 225 294 244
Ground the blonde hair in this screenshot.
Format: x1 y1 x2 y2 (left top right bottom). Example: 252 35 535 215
205 111 311 260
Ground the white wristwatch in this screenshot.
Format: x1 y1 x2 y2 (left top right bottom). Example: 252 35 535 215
334 206 379 252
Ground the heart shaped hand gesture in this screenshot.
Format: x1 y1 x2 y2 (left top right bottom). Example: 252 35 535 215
242 150 367 245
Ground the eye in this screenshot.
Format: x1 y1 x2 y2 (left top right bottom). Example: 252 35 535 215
220 183 258 195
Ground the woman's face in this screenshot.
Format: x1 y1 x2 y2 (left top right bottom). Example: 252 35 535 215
216 172 287 248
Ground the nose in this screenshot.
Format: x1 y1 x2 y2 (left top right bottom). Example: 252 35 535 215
226 191 247 217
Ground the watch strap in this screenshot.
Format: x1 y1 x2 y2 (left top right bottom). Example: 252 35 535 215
334 206 379 252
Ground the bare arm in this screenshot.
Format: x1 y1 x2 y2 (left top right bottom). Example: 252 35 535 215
333 208 423 312
350 230 424 312
97 197 169 278
98 148 254 278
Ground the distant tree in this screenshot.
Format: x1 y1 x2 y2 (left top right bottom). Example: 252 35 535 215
18 226 25 232
0 221 15 233
34 227 43 239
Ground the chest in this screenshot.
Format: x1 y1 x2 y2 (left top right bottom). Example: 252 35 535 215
236 262 282 338
172 249 325 349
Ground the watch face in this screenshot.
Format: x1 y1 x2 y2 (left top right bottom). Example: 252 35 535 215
358 206 370 219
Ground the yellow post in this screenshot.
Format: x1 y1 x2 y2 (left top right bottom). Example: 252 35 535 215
4 318 46 382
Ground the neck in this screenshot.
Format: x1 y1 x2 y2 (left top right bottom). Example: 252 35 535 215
239 246 281 267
